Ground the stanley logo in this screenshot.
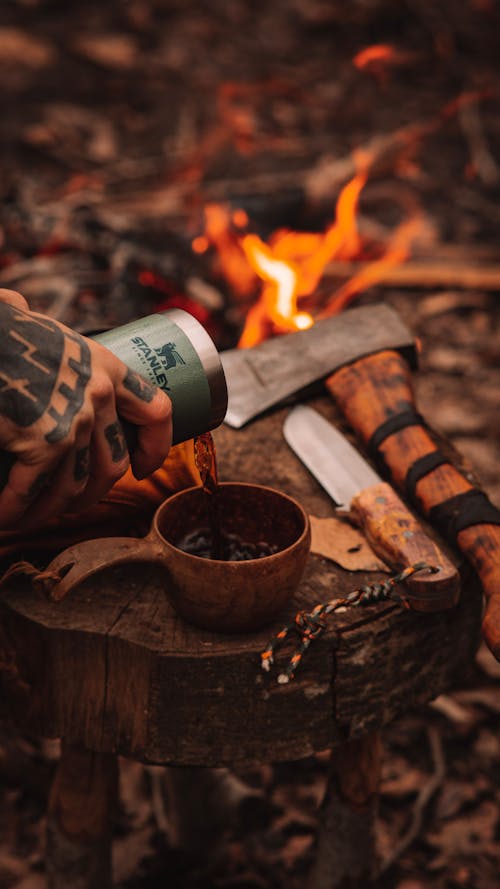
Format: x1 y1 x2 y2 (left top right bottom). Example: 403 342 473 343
130 336 186 390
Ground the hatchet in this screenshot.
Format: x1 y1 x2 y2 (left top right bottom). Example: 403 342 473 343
221 303 500 660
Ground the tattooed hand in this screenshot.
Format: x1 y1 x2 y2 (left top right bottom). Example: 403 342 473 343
0 289 172 529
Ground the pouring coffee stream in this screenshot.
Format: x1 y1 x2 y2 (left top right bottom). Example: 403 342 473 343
188 433 280 562
192 431 224 560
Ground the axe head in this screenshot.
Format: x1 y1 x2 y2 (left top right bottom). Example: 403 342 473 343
221 303 417 428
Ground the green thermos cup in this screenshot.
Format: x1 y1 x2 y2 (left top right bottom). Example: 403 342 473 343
93 308 228 445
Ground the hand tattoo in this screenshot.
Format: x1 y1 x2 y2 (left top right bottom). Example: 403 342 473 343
74 446 90 482
122 368 156 403
0 304 91 443
104 421 128 462
27 470 54 501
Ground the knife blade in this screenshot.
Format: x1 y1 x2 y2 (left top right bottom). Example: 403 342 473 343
283 405 460 611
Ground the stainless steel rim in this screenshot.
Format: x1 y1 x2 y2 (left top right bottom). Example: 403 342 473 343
162 308 228 428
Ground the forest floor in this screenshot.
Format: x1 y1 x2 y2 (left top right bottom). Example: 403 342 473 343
0 1 499 887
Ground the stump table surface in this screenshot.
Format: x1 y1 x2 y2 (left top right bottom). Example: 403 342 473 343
0 396 482 767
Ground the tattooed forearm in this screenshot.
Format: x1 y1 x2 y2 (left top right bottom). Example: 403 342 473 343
0 304 92 443
104 421 128 462
122 368 156 403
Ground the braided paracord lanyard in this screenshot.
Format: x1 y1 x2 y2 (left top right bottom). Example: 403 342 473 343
260 562 437 684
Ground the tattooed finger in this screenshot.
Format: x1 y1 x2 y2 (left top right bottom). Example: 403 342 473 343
74 445 90 483
122 368 157 403
113 370 172 479
5 433 94 529
67 410 131 513
0 455 61 528
104 420 128 463
27 469 55 500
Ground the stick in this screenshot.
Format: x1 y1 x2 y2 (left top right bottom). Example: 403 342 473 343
323 259 500 292
307 733 382 889
380 725 446 874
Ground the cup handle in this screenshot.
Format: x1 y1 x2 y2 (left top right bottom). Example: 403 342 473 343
41 535 165 601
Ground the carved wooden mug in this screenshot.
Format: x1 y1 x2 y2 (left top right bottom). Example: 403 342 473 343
42 482 311 634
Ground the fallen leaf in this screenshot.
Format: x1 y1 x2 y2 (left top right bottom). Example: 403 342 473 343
309 515 388 572
473 729 500 759
281 834 314 871
73 34 139 69
0 27 55 68
435 779 483 820
428 799 500 866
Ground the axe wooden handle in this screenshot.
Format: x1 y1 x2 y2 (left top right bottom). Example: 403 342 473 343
325 349 500 660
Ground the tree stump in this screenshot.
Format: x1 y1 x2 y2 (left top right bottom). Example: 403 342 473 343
0 397 483 888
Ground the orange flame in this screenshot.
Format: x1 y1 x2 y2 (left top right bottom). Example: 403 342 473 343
238 234 313 348
237 164 368 346
321 214 425 316
195 203 256 297
192 163 423 348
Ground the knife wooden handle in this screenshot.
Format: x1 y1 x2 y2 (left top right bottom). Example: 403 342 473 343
351 481 460 611
325 349 500 658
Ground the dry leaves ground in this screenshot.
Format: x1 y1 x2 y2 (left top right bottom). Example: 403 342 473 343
0 1 499 887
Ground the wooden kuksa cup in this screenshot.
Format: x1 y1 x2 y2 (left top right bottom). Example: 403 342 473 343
43 483 311 634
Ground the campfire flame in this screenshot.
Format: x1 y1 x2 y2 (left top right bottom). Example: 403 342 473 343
199 203 256 300
193 156 414 347
190 89 488 348
238 234 313 348
320 213 424 317
237 165 369 346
